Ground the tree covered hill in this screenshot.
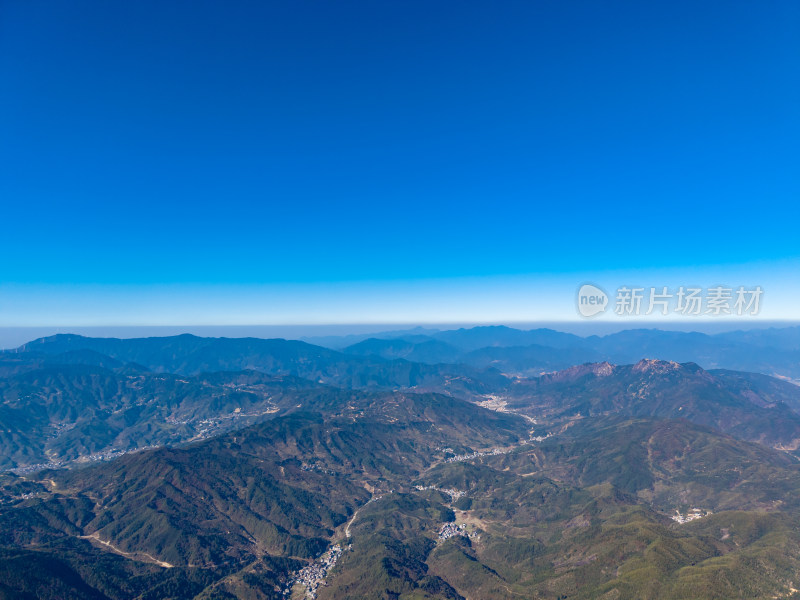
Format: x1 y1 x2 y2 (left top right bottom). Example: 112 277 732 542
507 358 800 453
3 332 800 598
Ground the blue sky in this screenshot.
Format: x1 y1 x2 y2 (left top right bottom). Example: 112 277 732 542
1 1 798 325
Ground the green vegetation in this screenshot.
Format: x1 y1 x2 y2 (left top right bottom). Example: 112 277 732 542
3 334 800 598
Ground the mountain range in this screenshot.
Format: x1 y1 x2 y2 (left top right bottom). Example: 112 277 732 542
2 327 800 599
320 325 800 381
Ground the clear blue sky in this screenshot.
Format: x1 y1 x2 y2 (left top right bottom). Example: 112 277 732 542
1 1 798 324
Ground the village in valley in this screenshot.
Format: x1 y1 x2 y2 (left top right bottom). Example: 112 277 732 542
671 508 712 524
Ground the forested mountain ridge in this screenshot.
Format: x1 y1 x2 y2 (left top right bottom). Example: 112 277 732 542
3 330 800 599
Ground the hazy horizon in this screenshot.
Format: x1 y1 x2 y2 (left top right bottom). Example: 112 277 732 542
3 319 799 350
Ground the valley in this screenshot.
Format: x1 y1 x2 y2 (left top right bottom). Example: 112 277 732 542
3 327 800 599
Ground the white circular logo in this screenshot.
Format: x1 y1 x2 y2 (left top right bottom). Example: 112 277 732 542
576 284 608 317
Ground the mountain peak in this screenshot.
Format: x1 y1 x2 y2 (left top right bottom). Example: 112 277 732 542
542 361 616 383
631 358 682 375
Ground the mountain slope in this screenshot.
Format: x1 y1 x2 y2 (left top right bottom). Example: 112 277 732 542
5 407 800 598
1 390 528 572
12 334 509 398
322 417 800 599
508 359 800 452
0 364 337 470
311 325 800 380
342 337 462 364
4 331 800 599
